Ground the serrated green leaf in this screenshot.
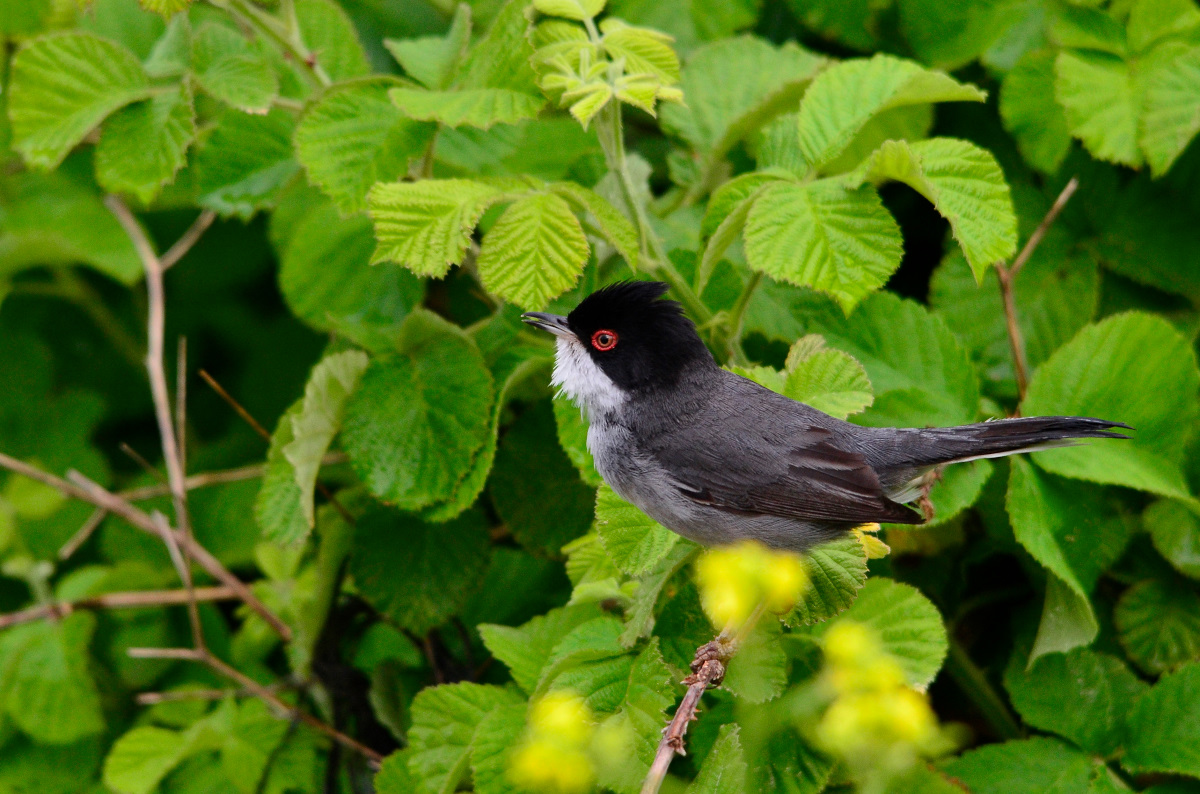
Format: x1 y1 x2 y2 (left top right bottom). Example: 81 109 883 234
283 350 367 530
477 192 589 310
195 108 298 219
471 701 527 794
1004 647 1148 756
697 178 774 293
1023 312 1200 501
295 0 369 82
815 577 947 687
94 83 195 204
743 179 902 312
688 724 747 794
1115 578 1200 675
620 539 698 646
724 619 788 702
1124 661 1200 778
479 603 605 693
785 535 868 626
191 23 277 113
660 36 826 160
1001 49 1073 174
551 181 640 271
390 87 545 129
850 137 1016 280
385 4 471 90
1139 44 1200 177
454 0 540 94
342 310 494 509
1127 0 1200 53
144 14 191 79
1145 500 1200 580
294 78 436 215
1051 6 1127 56
701 172 786 240
535 0 606 20
943 736 1097 794
594 484 681 576
367 179 505 277
1055 50 1141 167
601 21 681 85
782 335 873 420
351 508 492 634
796 53 986 170
374 749 425 794
254 401 307 544
407 683 525 794
9 32 151 169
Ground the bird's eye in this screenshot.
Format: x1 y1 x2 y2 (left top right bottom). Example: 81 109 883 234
591 329 618 351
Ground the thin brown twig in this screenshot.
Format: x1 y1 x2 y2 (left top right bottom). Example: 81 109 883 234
0 585 238 629
119 442 168 484
993 177 1079 401
161 211 216 271
199 369 272 441
135 682 293 705
58 507 108 560
177 337 188 469
118 454 347 502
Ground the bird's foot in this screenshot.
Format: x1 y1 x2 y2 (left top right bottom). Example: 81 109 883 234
683 635 734 687
917 467 944 521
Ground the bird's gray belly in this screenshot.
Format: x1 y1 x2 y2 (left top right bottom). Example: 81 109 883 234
587 420 846 553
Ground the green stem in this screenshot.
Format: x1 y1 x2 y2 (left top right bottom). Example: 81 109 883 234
944 637 1024 741
218 0 330 88
723 271 761 366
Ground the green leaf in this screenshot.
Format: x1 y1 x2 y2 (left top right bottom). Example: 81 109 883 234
1115 578 1200 675
796 53 986 170
0 0 53 36
294 0 370 82
374 749 425 794
1145 500 1200 580
785 336 873 420
477 192 589 310
815 577 947 688
342 310 494 510
535 0 606 21
1127 0 1200 53
743 179 903 312
368 179 506 277
660 36 826 161
697 178 775 292
1139 44 1200 177
94 84 195 204
785 535 868 626
594 484 681 576
723 619 788 702
407 683 525 794
620 539 698 646
479 603 605 694
254 401 307 544
195 108 298 219
688 724 747 794
283 350 368 529
553 394 603 486
1007 459 1100 660
849 137 1016 281
351 508 492 634
1000 49 1073 175
898 0 1025 71
601 21 681 85
454 0 540 94
943 736 1097 794
551 181 640 271
9 32 151 169
489 402 595 554
471 701 527 794
385 4 471 90
1124 661 1200 778
1055 51 1141 167
390 87 545 129
1023 312 1200 502
1051 6 1127 56
294 78 436 215
1004 647 1149 756
191 23 277 113
273 192 426 335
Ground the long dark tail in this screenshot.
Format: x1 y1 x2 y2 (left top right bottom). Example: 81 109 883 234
911 416 1131 467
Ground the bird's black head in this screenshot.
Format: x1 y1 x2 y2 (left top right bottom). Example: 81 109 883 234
522 281 714 398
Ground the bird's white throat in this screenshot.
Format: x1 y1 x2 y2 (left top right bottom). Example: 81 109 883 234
551 336 626 418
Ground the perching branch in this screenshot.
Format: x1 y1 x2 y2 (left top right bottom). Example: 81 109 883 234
161 211 216 271
0 585 238 629
994 177 1079 401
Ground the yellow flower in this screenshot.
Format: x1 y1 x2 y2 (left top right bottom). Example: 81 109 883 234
695 540 809 626
507 692 597 793
530 692 593 745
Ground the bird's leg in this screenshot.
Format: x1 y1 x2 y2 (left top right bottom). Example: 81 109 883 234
917 467 945 521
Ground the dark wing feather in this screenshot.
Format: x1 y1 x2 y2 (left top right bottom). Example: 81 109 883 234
644 375 922 526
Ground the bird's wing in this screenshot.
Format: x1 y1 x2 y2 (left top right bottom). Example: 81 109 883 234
647 379 923 526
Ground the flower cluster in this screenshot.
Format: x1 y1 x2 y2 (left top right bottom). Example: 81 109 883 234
508 692 597 793
694 539 809 627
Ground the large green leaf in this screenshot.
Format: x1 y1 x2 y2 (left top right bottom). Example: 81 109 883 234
743 178 903 312
1123 661 1200 779
454 0 540 94
351 507 492 634
1004 647 1149 756
1000 49 1073 175
390 87 545 129
723 620 788 703
688 724 748 794
406 683 525 794
620 540 699 646
9 31 151 169
294 78 436 215
476 192 589 310
550 181 640 272
1023 312 1200 501
384 4 471 89
1115 578 1200 675
660 36 826 162
1139 43 1200 177
94 84 195 204
943 736 1098 794
470 701 527 794
849 137 1017 280
1055 50 1141 167
195 108 298 219
479 603 605 694
796 53 986 170
367 179 508 277
594 484 681 576
1145 499 1200 580
190 23 276 113
785 535 869 626
342 310 494 510
294 0 370 82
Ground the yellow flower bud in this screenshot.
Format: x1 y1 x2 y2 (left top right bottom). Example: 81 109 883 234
530 692 593 745
763 552 808 613
508 740 595 794
695 540 811 627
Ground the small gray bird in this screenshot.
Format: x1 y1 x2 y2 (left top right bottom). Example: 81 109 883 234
523 281 1130 552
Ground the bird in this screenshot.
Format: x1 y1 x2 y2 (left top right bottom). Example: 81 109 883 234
522 281 1130 553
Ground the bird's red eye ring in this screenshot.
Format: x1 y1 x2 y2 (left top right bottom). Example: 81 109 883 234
591 329 618 351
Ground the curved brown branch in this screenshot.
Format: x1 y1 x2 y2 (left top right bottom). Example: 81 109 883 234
0 585 238 629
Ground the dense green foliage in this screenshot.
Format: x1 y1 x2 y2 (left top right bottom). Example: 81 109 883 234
1 0 1200 791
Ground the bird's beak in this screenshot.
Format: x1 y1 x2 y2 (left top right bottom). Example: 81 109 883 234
521 312 574 338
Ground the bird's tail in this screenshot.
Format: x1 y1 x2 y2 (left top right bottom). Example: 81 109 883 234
910 416 1131 468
